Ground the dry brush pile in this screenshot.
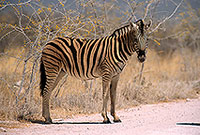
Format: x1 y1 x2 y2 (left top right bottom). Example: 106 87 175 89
0 0 200 121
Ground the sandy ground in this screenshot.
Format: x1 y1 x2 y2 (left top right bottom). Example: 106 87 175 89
1 98 200 135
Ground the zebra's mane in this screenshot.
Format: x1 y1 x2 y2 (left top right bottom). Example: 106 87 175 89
111 24 131 37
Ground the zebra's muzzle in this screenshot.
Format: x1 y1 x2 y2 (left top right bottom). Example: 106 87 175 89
137 50 146 63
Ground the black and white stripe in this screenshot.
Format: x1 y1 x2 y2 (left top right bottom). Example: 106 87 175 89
40 19 150 123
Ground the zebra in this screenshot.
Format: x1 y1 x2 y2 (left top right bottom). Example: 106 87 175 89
40 19 151 124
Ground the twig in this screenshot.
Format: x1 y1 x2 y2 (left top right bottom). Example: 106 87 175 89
138 62 144 85
143 0 154 20
17 55 40 102
150 0 183 34
0 29 15 41
0 0 32 11
151 30 189 41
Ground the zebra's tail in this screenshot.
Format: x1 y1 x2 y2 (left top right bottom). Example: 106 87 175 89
40 59 46 97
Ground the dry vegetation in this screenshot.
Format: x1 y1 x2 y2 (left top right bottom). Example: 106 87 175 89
0 47 199 121
0 0 200 122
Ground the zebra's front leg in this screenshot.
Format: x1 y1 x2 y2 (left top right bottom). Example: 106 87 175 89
101 80 111 123
110 75 121 123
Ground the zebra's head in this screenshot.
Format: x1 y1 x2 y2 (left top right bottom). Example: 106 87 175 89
130 19 151 63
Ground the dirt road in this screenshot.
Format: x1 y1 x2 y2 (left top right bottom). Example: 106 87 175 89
1 98 200 135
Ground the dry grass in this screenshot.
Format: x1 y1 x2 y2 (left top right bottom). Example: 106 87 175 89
0 121 29 129
0 47 200 121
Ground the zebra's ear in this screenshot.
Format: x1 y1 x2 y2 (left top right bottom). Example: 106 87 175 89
145 19 152 30
135 19 143 26
135 19 144 33
129 22 138 29
135 19 144 28
130 22 133 27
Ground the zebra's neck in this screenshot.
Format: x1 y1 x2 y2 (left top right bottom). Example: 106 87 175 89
105 27 136 74
110 25 136 63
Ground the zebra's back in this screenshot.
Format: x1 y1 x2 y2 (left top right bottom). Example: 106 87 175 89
42 36 109 80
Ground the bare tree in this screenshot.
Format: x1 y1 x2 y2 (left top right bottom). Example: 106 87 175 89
0 0 196 119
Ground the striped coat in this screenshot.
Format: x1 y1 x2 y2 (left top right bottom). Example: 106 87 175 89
40 19 151 123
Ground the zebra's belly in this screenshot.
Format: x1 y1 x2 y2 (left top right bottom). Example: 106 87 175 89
64 64 101 80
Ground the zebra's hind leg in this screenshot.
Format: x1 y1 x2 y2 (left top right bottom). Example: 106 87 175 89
42 69 66 124
101 78 111 123
42 89 52 124
110 75 121 123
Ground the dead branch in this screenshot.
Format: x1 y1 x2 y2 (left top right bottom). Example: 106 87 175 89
0 0 32 11
150 0 184 34
143 0 154 20
138 63 144 85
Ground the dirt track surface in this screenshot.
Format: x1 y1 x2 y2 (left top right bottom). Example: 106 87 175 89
1 98 200 135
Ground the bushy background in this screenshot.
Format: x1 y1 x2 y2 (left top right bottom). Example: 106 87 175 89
0 0 200 121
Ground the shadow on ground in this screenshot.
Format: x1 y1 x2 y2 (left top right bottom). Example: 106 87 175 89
26 119 108 125
176 122 200 126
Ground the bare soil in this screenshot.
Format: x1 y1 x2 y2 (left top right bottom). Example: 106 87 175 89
1 98 200 135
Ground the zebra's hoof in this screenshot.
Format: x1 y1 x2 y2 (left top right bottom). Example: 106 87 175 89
45 120 52 124
44 118 53 124
103 119 112 124
113 119 122 123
